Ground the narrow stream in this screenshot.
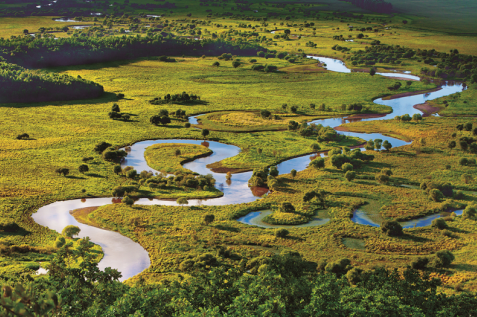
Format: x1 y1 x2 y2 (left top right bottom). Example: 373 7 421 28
32 56 466 280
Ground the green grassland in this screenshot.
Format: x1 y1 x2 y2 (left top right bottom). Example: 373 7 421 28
144 143 212 174
2 1 477 300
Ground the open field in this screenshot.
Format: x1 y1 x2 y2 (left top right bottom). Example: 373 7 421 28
1 1 477 313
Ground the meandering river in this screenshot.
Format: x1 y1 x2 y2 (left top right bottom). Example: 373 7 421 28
32 57 466 280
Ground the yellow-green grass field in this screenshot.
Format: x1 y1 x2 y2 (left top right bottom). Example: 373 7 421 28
144 143 212 175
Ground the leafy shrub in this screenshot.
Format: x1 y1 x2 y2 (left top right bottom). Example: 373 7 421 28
431 218 448 230
381 220 403 236
275 228 289 238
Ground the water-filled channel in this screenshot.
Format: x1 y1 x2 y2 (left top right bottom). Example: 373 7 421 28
32 56 466 280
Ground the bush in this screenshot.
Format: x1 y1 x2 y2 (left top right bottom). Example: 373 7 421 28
381 220 403 237
16 133 30 140
310 158 325 169
62 225 80 239
185 122 191 128
94 141 112 153
78 164 89 174
111 103 120 112
342 163 353 172
204 214 215 225
345 171 356 182
325 258 352 276
431 250 455 268
459 158 468 166
54 236 66 248
431 218 448 230
375 173 389 185
463 206 476 219
122 196 134 206
275 228 289 238
279 202 295 213
346 267 363 285
410 257 429 270
429 189 444 202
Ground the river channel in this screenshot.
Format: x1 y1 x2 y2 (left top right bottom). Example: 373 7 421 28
32 56 466 280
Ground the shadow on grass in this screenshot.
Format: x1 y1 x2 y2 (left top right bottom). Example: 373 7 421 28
0 92 119 109
66 175 86 180
86 173 105 178
214 225 240 233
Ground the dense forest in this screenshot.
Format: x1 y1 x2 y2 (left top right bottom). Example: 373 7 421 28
0 35 263 68
0 61 103 103
4 245 477 316
346 44 477 81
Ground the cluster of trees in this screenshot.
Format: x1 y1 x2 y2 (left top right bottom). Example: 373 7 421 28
248 165 279 189
365 138 393 151
94 141 127 163
288 122 342 143
420 181 454 202
15 133 30 140
0 61 104 103
4 245 476 316
0 35 264 69
149 92 201 105
147 173 216 191
395 113 422 122
448 123 477 154
150 109 172 126
251 64 278 72
108 104 130 121
349 45 477 81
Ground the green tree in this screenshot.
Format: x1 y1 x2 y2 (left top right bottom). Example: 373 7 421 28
383 140 392 151
463 206 476 219
204 214 215 225
175 149 181 156
62 225 81 239
269 166 279 177
345 171 356 182
212 61 220 67
369 67 376 76
78 164 89 174
448 141 456 151
177 197 188 206
381 220 403 236
122 196 134 206
232 61 240 68
431 218 448 230
111 103 120 112
311 143 321 152
279 202 295 213
54 236 66 248
429 188 444 202
412 113 422 122
290 169 297 178
275 228 289 238
202 129 210 139
342 163 353 172
310 157 325 169
374 139 383 150
113 165 122 175
431 250 454 268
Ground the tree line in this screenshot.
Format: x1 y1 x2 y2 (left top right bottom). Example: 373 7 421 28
2 244 476 316
0 61 104 103
0 34 265 69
